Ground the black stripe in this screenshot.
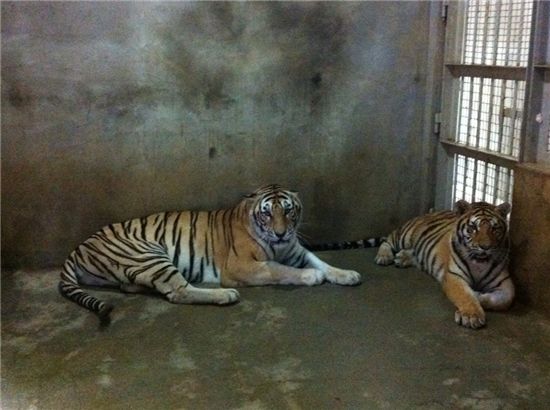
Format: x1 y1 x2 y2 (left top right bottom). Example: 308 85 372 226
227 207 239 256
161 212 170 244
199 257 205 282
172 213 183 268
449 270 471 285
154 213 166 242
486 275 510 292
477 256 507 290
76 246 124 282
81 241 142 264
451 239 472 279
416 219 453 254
417 223 453 269
85 254 115 281
141 217 148 239
188 212 196 280
161 268 180 284
204 231 210 265
209 213 219 278
131 260 171 282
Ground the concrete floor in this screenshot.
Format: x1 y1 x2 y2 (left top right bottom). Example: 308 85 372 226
2 248 550 409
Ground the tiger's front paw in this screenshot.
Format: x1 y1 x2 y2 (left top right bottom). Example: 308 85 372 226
454 306 486 329
326 269 362 286
374 243 394 266
218 288 240 305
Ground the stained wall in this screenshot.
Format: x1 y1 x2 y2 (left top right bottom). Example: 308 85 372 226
2 2 438 268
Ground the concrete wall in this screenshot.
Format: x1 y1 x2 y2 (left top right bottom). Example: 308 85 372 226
2 2 436 268
510 164 550 317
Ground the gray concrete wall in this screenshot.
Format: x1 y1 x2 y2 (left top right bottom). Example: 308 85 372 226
2 1 436 268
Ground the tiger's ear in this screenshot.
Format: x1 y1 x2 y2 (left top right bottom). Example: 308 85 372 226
497 202 511 217
454 200 471 215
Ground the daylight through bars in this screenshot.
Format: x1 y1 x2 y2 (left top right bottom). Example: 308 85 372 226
456 76 525 158
462 0 533 67
452 154 513 205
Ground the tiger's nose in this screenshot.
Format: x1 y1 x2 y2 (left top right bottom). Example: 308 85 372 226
275 232 285 239
479 244 491 250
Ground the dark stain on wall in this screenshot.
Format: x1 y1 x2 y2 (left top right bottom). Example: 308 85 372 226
311 73 322 88
266 2 349 109
6 83 32 108
95 86 154 111
149 2 246 112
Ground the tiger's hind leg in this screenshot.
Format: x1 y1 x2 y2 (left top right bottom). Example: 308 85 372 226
132 260 240 305
394 249 415 268
375 242 395 265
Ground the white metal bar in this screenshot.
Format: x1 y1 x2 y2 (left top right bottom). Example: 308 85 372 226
508 79 520 156
486 78 495 150
452 154 459 203
456 77 466 143
517 0 527 66
472 1 480 64
466 76 475 145
483 162 489 201
472 158 479 200
497 79 507 154
504 0 513 66
506 167 513 203
493 0 503 65
465 154 471 200
475 77 484 148
493 166 502 202
482 1 490 64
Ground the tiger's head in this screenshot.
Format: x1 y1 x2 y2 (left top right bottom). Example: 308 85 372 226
454 200 511 261
246 184 302 244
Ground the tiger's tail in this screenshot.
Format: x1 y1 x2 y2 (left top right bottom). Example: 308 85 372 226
304 237 385 252
58 255 114 325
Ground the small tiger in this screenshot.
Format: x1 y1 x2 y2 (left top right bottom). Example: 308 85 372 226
375 200 514 329
59 184 362 324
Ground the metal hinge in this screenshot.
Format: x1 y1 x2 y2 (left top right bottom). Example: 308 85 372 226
441 1 448 23
434 112 442 135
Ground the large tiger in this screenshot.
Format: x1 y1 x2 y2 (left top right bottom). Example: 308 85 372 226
59 184 361 324
375 200 514 329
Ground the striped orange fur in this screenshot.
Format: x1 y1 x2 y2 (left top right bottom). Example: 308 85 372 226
59 185 362 324
375 200 514 329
